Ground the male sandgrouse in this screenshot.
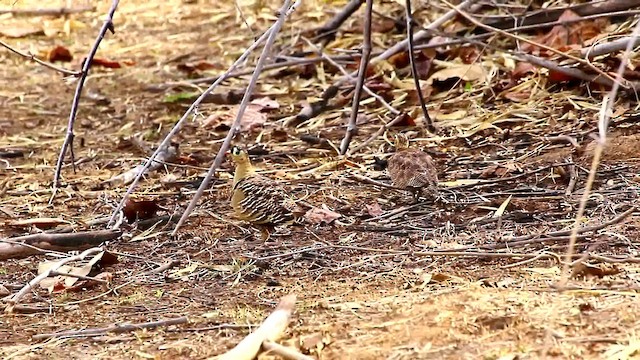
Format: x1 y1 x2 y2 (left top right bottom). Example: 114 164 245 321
387 133 438 202
229 146 300 225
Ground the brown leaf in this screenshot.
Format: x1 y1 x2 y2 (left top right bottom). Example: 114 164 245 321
176 60 219 74
48 45 73 62
123 199 161 223
365 202 383 217
304 205 341 225
522 10 607 56
203 104 267 133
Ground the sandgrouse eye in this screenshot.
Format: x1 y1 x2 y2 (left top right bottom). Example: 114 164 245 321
229 146 301 225
387 133 438 202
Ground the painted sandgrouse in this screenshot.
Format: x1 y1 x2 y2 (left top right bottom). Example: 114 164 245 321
229 146 300 225
387 133 438 202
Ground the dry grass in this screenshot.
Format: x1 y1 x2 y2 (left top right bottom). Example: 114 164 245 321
2 0 640 359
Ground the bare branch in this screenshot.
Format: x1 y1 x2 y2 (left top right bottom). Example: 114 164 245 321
339 0 373 155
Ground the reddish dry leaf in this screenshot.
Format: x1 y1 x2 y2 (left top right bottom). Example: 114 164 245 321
522 10 607 56
511 62 537 80
458 46 481 64
304 205 341 225
250 96 280 110
176 60 219 74
548 69 575 83
90 58 134 69
123 199 161 223
48 45 73 62
203 103 269 132
365 202 383 217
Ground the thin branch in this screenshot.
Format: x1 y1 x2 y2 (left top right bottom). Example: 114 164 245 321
171 0 301 234
32 317 188 341
0 39 80 76
405 0 434 132
339 0 373 155
50 0 120 201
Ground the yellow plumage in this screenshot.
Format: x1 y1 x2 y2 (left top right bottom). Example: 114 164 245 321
229 146 299 225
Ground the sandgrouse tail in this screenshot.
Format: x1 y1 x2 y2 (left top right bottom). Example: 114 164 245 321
387 133 438 202
229 146 301 225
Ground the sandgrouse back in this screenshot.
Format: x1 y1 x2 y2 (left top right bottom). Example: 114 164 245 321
387 133 438 198
229 146 299 225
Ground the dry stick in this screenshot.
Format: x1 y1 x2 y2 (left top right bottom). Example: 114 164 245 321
339 0 373 155
405 0 434 132
558 21 640 288
0 40 80 77
171 0 300 235
315 0 364 42
50 0 120 203
442 0 621 88
0 229 122 261
583 36 640 59
517 54 632 89
32 316 188 341
262 340 315 360
108 4 299 227
212 294 296 360
4 247 104 313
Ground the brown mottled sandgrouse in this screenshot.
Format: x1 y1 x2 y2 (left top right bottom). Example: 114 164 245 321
387 133 438 202
229 146 301 225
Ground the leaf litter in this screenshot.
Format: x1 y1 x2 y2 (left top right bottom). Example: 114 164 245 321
1 0 640 359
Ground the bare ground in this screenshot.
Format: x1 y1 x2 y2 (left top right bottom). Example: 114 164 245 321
2 0 640 359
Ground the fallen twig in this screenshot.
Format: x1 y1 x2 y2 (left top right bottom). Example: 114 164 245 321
0 229 122 260
212 294 297 360
32 316 188 341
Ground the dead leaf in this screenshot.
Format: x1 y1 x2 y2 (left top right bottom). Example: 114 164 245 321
123 199 161 223
203 104 267 132
365 202 383 217
48 45 73 62
304 205 341 224
250 97 280 110
176 60 219 74
426 64 487 86
522 10 607 56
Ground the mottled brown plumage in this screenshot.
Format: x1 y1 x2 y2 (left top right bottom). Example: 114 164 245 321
229 146 300 225
388 134 438 201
